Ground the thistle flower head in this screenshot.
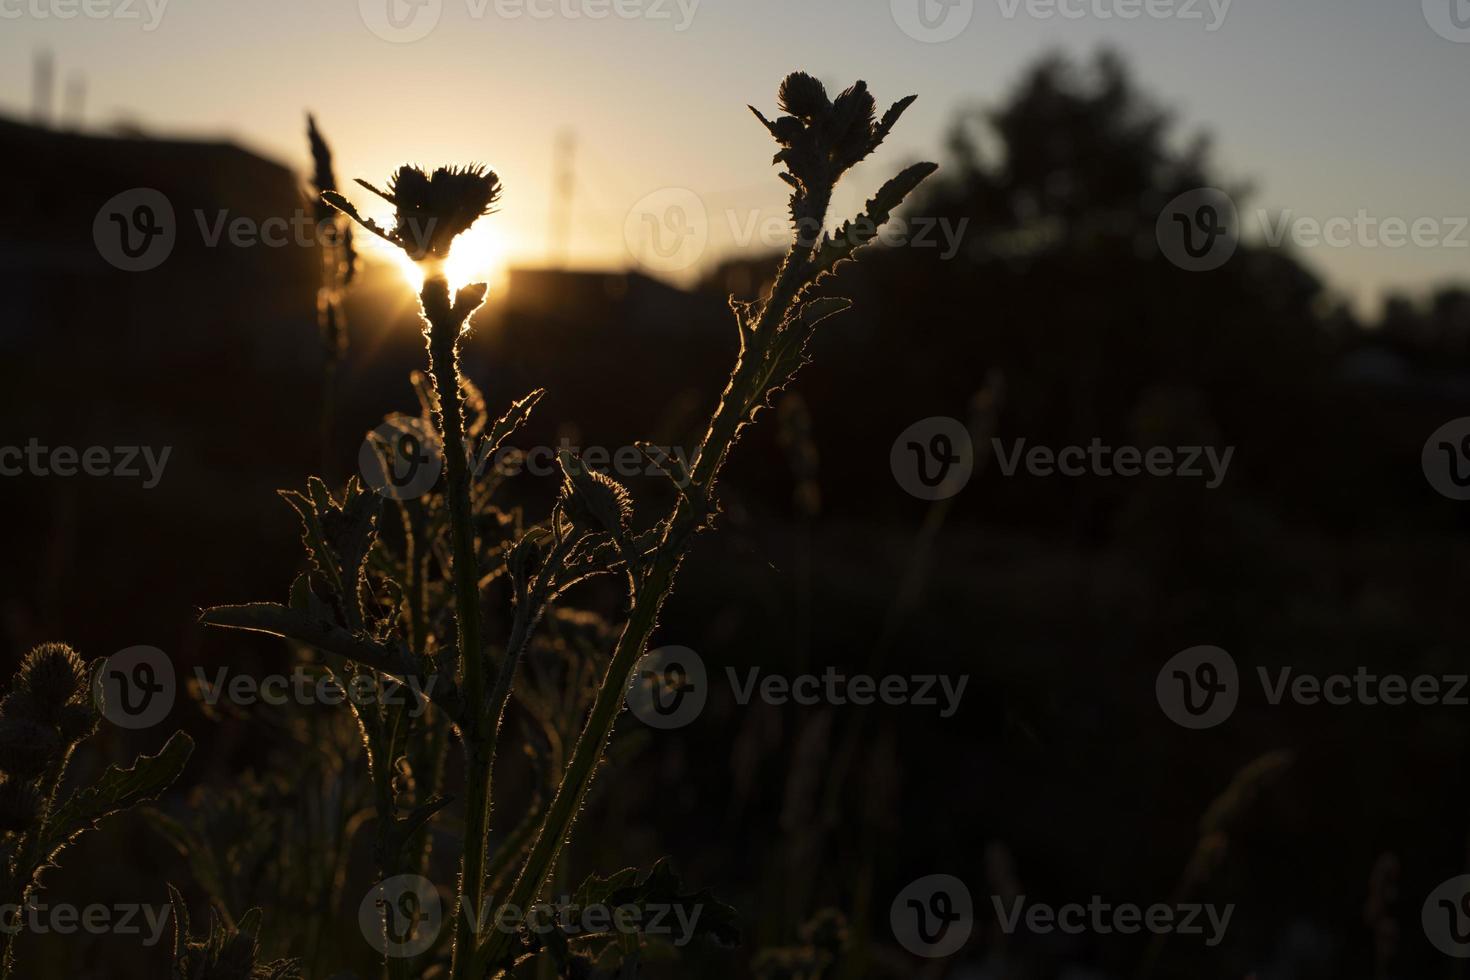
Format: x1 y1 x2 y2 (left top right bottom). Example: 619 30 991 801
750 73 917 219
557 450 633 538
323 164 502 262
16 642 89 716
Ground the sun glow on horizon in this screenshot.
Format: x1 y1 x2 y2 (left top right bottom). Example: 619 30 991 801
444 221 511 294
358 213 512 299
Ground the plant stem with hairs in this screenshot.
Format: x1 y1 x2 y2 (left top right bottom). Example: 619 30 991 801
204 74 934 979
475 73 937 974
420 272 498 977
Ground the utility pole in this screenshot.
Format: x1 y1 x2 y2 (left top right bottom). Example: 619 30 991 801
62 74 85 129
549 129 576 267
33 50 54 126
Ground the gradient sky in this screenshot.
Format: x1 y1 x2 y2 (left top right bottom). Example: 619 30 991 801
4 0 1469 310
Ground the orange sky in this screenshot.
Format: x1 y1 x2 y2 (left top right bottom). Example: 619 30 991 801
5 0 1470 310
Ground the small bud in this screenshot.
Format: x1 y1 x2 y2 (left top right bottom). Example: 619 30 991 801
557 451 633 538
0 718 62 778
17 642 90 716
751 73 918 218
0 776 41 833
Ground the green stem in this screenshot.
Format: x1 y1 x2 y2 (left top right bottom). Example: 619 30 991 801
475 205 828 974
2 745 77 978
420 275 492 980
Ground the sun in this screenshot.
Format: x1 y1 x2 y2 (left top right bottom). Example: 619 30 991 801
444 221 510 294
368 220 510 298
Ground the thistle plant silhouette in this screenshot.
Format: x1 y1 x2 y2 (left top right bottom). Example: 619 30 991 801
201 70 935 978
0 643 193 978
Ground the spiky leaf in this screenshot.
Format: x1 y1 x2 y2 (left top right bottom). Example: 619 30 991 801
39 731 193 870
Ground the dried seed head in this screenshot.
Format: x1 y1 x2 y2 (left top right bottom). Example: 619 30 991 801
558 451 633 538
0 718 62 779
17 642 89 714
326 164 502 263
0 776 41 833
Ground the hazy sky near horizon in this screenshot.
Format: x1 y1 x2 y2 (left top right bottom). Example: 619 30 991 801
4 0 1469 310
